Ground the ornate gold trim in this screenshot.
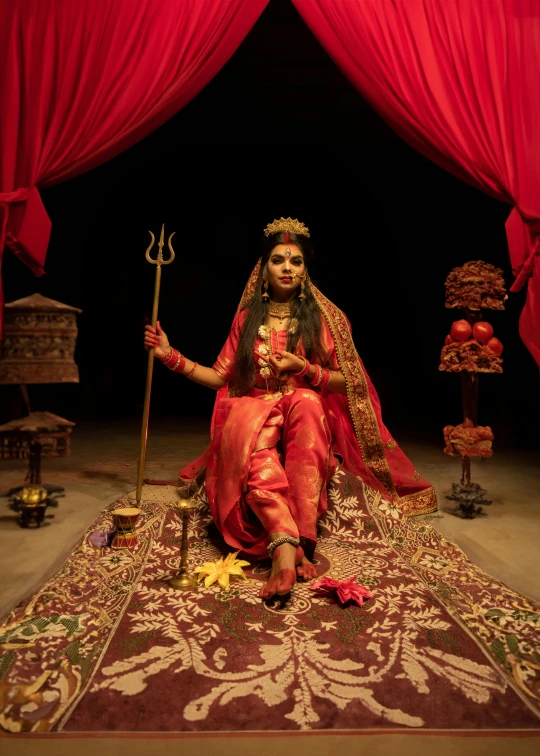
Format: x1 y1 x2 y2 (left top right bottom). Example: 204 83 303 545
310 283 398 498
394 486 438 517
212 360 229 381
237 259 262 312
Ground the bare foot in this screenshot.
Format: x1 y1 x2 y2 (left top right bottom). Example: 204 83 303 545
296 555 317 581
259 540 297 599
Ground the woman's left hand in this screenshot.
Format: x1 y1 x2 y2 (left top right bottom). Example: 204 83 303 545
262 350 304 377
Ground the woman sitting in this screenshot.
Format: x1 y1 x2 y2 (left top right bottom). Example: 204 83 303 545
144 217 436 599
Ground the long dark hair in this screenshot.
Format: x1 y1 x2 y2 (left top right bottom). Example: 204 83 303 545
229 231 328 397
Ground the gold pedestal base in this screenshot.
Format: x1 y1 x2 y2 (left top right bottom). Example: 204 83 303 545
169 570 197 590
169 498 197 590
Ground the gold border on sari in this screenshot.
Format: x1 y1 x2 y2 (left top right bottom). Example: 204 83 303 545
393 485 438 517
311 284 398 498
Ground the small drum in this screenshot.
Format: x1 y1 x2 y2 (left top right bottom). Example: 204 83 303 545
110 506 141 549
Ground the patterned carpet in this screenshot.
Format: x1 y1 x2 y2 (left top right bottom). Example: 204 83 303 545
0 468 539 735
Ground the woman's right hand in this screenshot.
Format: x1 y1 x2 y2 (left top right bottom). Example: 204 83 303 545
144 321 170 359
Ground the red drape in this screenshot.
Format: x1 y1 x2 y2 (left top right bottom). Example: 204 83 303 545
293 0 540 367
0 0 268 325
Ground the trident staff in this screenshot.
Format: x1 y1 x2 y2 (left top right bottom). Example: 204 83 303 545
136 225 175 505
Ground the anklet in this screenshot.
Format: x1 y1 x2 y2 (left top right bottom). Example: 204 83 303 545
267 535 300 557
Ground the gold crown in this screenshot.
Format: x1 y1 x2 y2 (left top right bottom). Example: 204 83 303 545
264 217 310 238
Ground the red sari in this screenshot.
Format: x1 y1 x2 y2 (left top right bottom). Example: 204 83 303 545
180 263 437 557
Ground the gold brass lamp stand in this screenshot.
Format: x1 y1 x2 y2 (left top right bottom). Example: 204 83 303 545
136 225 175 505
169 499 197 590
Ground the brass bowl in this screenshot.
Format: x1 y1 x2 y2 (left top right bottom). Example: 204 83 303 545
174 498 197 511
20 486 49 505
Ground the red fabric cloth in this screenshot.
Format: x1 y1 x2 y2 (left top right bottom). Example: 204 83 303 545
293 0 540 367
0 0 268 324
202 389 335 556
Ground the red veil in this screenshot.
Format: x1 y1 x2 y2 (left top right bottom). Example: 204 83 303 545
180 260 437 518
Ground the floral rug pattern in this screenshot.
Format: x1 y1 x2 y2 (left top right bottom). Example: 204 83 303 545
0 469 539 733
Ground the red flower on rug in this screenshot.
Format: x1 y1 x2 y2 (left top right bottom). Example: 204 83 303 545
311 576 373 607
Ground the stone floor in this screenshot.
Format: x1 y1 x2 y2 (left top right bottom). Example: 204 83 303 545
1 416 539 620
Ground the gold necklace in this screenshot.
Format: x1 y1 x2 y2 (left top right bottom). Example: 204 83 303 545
258 306 298 399
267 300 292 323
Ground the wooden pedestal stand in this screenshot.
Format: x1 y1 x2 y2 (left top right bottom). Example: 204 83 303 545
446 313 492 518
459 371 478 486
441 260 506 518
0 411 69 527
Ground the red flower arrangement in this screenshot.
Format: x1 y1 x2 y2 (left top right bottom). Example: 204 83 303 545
311 577 373 607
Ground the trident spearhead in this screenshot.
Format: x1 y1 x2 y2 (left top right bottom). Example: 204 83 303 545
145 225 175 266
157 224 165 262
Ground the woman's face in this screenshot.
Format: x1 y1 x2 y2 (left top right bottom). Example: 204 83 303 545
266 244 305 298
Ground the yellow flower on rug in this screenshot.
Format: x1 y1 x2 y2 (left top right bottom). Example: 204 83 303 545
194 551 250 590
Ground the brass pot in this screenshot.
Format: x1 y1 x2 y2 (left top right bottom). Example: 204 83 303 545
20 486 49 505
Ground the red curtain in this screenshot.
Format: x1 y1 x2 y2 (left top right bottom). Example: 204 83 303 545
293 0 540 368
0 0 268 323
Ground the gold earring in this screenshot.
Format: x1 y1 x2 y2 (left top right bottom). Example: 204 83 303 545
298 276 306 301
262 278 270 302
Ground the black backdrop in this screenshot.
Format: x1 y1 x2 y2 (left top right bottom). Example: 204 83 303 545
2 0 538 448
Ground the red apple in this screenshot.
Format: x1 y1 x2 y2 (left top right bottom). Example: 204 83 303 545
450 319 472 342
486 337 503 356
472 321 494 343
444 334 453 345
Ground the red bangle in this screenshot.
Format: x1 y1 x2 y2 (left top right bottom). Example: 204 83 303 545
307 364 323 386
161 348 177 366
174 354 186 373
319 368 331 390
185 361 198 378
294 356 311 378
